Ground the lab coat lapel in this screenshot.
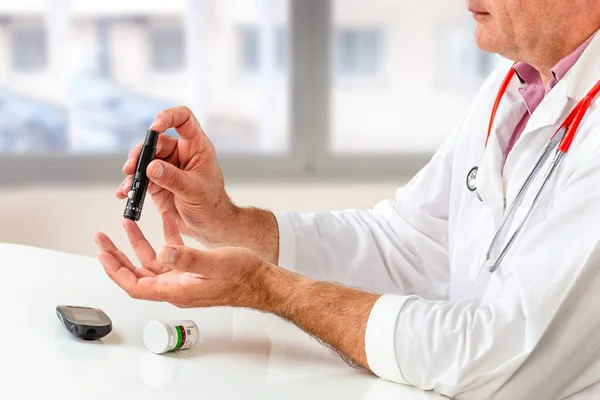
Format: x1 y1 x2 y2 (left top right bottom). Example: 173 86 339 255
517 31 600 142
503 31 600 191
501 82 570 195
476 78 525 225
568 32 600 101
517 83 570 140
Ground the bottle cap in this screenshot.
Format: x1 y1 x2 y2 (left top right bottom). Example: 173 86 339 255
143 320 171 354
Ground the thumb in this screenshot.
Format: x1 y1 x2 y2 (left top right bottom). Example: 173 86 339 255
147 160 197 198
158 245 221 277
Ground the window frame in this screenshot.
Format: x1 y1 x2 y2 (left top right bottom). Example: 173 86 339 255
0 0 431 188
236 24 289 75
335 27 385 78
237 25 260 73
147 24 186 73
10 23 48 73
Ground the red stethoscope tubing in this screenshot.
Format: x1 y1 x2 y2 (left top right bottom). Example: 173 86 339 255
485 66 600 152
480 66 600 273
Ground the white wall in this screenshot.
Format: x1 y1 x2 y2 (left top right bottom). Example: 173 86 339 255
332 0 476 153
0 183 402 261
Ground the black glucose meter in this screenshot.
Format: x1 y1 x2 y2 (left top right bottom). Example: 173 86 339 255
56 305 113 340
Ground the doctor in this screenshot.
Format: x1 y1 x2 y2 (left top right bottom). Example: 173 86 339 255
95 0 600 398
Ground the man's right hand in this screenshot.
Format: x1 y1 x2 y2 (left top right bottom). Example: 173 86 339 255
117 106 279 263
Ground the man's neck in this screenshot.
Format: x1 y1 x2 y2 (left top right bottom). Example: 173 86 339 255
522 27 598 89
540 73 553 90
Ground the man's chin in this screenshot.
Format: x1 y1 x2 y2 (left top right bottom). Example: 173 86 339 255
474 27 502 54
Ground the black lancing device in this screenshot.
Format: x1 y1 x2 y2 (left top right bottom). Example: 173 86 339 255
124 129 160 221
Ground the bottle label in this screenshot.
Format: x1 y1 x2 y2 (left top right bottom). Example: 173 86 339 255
171 324 197 351
174 325 185 350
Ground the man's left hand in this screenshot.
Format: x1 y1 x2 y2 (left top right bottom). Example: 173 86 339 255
95 212 378 371
94 212 270 309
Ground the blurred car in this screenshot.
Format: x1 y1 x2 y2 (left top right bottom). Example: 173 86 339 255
0 87 68 153
68 74 174 153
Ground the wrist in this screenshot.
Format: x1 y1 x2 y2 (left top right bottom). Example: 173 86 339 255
231 207 280 264
252 263 312 315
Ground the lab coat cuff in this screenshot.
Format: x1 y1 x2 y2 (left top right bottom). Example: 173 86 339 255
365 294 412 386
273 212 296 270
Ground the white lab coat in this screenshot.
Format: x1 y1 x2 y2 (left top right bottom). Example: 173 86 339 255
275 33 600 400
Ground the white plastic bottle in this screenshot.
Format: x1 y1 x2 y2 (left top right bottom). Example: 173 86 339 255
143 320 200 354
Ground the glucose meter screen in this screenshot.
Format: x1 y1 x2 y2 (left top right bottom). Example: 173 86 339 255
72 310 102 322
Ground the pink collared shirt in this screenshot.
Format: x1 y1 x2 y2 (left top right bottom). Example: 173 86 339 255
506 33 597 156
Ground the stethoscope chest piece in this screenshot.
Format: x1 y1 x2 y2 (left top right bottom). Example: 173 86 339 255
466 166 483 201
466 166 478 192
467 167 483 201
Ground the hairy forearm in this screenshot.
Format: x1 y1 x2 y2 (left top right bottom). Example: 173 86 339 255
256 265 381 369
229 207 279 264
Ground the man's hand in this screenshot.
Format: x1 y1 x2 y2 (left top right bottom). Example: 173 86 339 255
117 106 279 263
95 212 268 309
95 212 380 371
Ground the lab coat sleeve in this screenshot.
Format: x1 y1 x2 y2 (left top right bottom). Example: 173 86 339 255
274 130 456 298
365 151 600 399
273 62 511 297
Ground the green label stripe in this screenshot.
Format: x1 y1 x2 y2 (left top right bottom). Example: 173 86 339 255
174 326 183 350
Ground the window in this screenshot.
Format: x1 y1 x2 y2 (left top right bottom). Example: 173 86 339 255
275 27 289 72
1 0 496 183
0 0 291 157
329 0 489 155
238 26 288 74
149 26 186 72
335 28 383 77
478 50 498 79
1 20 64 154
11 25 47 72
239 26 260 73
435 24 495 93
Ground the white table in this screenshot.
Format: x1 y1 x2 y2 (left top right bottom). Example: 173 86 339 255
0 243 446 400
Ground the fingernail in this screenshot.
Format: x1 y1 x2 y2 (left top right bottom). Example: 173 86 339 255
124 181 132 191
164 246 177 264
124 158 132 169
151 118 163 129
153 162 165 179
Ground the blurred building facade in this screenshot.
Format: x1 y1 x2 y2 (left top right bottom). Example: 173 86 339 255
0 0 499 155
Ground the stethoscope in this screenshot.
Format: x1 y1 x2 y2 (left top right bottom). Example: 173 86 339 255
467 66 600 273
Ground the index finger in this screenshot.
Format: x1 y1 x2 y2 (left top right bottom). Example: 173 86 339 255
123 134 178 175
150 106 203 141
123 105 202 175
